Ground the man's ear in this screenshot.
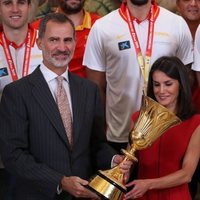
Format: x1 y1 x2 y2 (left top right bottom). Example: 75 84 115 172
36 38 42 50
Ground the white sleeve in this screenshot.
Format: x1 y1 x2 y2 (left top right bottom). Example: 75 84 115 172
192 25 200 72
176 17 193 66
83 21 106 72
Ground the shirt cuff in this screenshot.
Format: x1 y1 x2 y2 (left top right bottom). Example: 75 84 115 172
57 184 62 195
111 155 117 168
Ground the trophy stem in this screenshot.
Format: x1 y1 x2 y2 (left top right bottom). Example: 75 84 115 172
86 146 138 199
121 146 138 162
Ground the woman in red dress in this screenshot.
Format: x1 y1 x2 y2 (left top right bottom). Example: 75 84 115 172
124 56 200 200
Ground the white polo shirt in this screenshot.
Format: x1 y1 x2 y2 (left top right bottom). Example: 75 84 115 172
83 6 193 143
0 27 42 99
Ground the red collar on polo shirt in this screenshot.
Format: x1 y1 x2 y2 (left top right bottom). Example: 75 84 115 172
119 0 159 24
0 25 37 49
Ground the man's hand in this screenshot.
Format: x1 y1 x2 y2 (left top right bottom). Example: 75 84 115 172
113 155 133 183
61 176 100 199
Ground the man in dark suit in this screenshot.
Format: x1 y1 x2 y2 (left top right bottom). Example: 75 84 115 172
0 13 131 200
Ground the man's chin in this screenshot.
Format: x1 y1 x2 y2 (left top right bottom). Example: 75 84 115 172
50 56 71 68
54 64 68 68
53 61 69 68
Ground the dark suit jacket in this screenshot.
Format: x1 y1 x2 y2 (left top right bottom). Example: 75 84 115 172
0 67 116 200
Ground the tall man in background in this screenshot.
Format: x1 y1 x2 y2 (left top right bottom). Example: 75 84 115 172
83 0 193 152
0 0 42 198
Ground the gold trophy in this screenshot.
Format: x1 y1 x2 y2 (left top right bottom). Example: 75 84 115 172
87 95 181 200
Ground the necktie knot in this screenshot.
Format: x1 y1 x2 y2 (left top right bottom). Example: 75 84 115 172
57 76 64 89
57 76 64 82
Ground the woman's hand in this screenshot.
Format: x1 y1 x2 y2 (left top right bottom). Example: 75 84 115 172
123 179 151 199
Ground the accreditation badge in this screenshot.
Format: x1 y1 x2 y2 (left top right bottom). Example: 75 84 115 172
0 67 8 77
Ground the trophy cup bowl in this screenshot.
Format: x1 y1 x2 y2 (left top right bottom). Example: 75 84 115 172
87 95 181 200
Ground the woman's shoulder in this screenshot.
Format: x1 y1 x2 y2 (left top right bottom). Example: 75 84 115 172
188 114 200 122
182 114 200 129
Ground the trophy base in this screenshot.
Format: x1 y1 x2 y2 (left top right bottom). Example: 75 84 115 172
86 170 126 200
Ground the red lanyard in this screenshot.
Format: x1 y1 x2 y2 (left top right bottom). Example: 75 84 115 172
1 30 32 81
119 2 159 92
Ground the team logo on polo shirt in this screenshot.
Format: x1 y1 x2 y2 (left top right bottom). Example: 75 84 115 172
0 67 8 77
118 41 131 51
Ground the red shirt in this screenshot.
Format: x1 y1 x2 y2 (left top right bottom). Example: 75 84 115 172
70 12 100 78
30 18 41 30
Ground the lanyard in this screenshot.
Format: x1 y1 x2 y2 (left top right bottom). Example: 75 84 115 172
1 30 32 81
119 3 159 94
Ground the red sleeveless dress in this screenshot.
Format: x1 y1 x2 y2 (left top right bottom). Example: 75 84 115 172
132 113 200 200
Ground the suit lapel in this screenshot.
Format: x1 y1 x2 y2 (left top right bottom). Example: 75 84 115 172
69 73 86 145
29 67 70 148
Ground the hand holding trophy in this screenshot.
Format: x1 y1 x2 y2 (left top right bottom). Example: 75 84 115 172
86 95 181 200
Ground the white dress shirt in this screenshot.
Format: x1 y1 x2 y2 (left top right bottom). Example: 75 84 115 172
40 63 73 118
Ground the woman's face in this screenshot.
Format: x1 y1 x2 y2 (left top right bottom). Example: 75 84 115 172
152 70 180 113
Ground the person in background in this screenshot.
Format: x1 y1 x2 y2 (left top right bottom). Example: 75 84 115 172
0 13 132 200
0 0 42 198
83 0 193 153
176 2 200 198
176 0 200 112
124 56 200 200
0 0 42 97
57 0 100 78
192 24 200 199
193 25 200 111
176 0 200 40
32 0 100 78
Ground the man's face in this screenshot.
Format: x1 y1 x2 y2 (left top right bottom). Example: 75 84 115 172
130 0 149 6
59 0 85 14
177 0 200 22
0 0 30 30
37 21 76 71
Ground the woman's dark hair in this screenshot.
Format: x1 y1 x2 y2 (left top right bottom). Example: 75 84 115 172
147 56 195 120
